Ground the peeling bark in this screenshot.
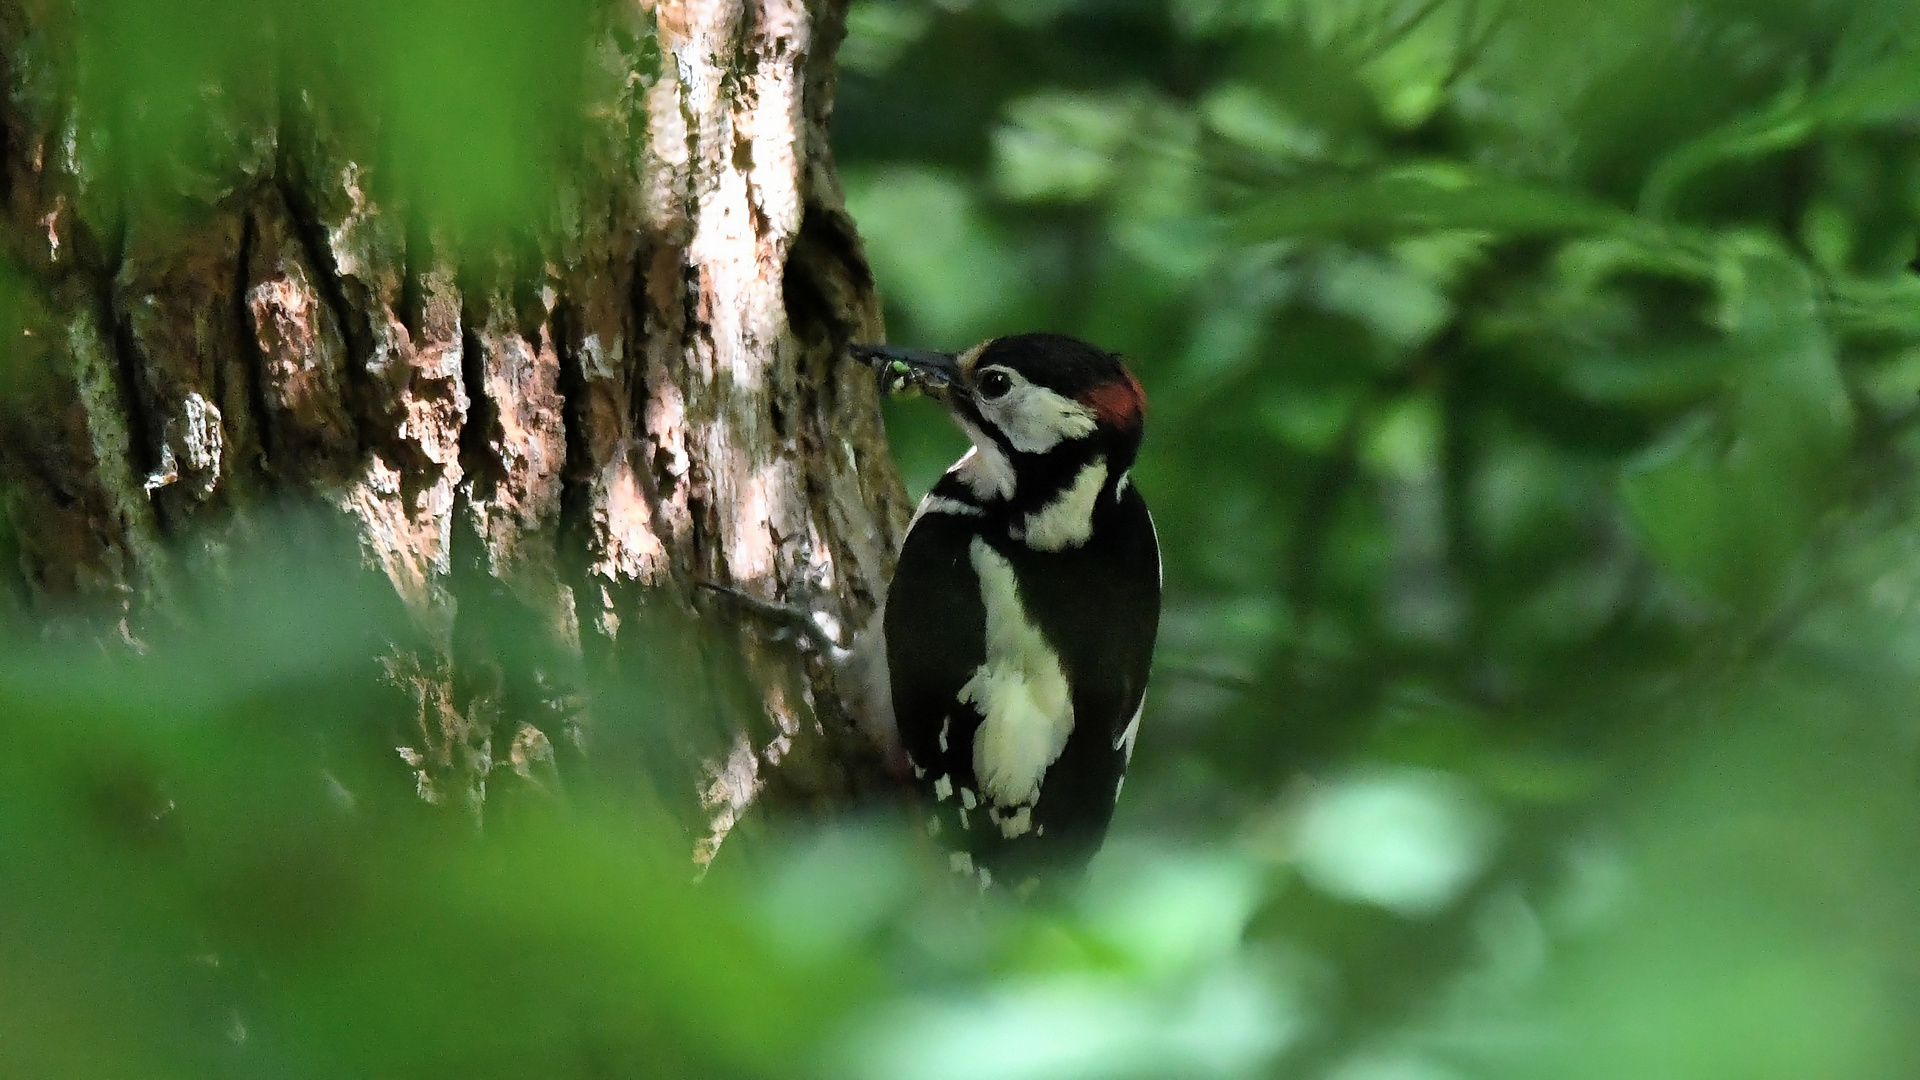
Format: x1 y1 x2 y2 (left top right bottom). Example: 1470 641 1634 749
244 184 358 485
0 0 904 861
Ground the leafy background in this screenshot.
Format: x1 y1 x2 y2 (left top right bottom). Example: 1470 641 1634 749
9 0 1920 1077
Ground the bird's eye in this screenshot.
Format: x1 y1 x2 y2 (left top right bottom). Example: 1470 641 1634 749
977 370 1013 400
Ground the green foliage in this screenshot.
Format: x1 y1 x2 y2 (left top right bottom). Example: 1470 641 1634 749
7 555 1918 1077
7 0 1920 1077
0 537 871 1080
837 0 1920 1073
65 0 612 241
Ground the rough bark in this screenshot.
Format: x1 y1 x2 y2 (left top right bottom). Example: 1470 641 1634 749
0 0 909 863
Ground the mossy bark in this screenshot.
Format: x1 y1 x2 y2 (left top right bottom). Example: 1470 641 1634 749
0 0 908 864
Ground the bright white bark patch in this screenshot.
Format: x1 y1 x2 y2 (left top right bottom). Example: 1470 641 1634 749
976 369 1098 453
1015 457 1107 551
960 538 1075 807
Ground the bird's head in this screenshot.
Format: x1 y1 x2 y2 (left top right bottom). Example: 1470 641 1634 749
855 332 1147 484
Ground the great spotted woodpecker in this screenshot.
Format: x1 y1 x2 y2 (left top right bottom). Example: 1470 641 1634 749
851 333 1161 892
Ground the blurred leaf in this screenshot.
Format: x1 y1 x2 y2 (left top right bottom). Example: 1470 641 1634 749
1826 272 1920 344
1234 164 1641 241
846 166 1027 344
1309 247 1452 348
1513 680 1920 1080
0 541 876 1080
74 0 278 217
1620 243 1851 612
1641 45 1920 219
842 1 935 75
297 0 597 241
1292 766 1499 917
66 0 601 240
1202 83 1331 166
993 91 1141 202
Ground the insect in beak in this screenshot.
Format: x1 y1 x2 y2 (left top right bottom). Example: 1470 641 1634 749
851 343 962 401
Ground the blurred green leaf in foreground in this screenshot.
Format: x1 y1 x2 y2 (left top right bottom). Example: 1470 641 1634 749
7 0 1920 1076
65 0 610 244
3 509 1920 1079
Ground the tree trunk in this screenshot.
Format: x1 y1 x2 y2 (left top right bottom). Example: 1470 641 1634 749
0 0 908 864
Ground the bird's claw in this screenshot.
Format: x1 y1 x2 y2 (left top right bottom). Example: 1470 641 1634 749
696 581 846 657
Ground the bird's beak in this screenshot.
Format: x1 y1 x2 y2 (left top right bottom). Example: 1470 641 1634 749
851 343 962 401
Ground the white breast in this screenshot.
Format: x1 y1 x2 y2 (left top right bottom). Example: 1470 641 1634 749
958 538 1075 807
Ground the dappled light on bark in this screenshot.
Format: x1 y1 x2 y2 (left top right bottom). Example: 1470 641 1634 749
0 0 906 853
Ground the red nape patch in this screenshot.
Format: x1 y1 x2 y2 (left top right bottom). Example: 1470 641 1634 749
1081 370 1147 429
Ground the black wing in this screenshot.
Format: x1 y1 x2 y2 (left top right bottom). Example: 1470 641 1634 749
884 503 988 798
1001 483 1160 874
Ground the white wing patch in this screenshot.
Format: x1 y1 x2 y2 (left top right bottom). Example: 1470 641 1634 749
992 804 1034 839
909 493 983 529
1116 699 1144 763
960 538 1075 807
1148 505 1162 589
1015 457 1107 552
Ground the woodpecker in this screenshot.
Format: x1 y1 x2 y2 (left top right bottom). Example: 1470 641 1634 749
851 333 1161 892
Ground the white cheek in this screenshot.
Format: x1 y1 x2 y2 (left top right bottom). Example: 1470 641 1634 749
981 384 1097 454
